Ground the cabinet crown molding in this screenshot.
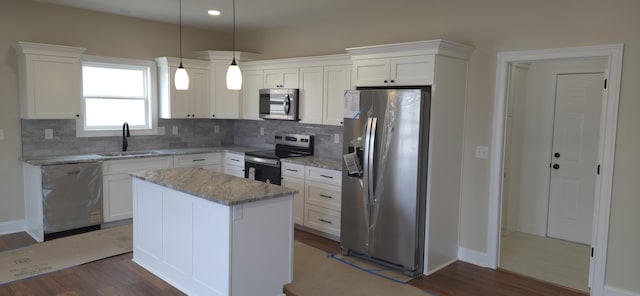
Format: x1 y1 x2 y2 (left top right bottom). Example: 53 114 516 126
13 41 86 58
194 50 260 62
346 39 474 60
155 56 210 68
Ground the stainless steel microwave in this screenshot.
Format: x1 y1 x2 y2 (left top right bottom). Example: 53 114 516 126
259 88 299 121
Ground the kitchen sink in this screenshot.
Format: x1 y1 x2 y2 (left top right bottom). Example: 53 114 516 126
98 151 160 157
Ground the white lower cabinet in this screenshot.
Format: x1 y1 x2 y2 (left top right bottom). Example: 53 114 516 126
173 153 222 173
282 162 342 238
102 156 173 223
224 152 245 177
282 176 305 225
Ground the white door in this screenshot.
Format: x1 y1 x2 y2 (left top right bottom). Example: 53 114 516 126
547 73 603 245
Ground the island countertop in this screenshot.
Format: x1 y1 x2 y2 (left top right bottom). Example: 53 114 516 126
130 167 297 206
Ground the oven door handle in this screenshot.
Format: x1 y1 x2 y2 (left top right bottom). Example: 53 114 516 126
244 155 280 167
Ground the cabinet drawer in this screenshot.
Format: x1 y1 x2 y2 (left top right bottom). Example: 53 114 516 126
306 166 341 186
103 156 173 175
304 204 340 237
282 162 305 178
305 180 341 211
224 152 245 167
174 153 222 168
224 165 245 177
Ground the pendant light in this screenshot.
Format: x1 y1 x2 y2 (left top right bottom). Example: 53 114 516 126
175 0 189 90
226 0 242 90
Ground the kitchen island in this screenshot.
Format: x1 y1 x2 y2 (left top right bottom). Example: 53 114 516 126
130 167 296 296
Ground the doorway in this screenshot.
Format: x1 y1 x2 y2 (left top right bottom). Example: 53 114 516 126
499 59 606 292
487 44 623 296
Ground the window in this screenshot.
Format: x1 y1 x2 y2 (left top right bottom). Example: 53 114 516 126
77 56 157 137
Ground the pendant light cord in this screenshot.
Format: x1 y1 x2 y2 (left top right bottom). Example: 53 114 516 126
232 0 236 62
179 0 183 65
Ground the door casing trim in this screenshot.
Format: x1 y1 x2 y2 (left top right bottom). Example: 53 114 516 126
488 44 623 296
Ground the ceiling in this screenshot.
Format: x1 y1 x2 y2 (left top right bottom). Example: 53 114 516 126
32 0 359 32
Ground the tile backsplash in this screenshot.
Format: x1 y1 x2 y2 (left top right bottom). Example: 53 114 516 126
21 119 343 159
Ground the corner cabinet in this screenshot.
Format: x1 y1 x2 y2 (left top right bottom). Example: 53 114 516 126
13 42 86 119
195 51 260 119
156 57 211 119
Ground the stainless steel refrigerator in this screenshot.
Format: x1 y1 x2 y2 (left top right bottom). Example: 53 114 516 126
340 88 430 276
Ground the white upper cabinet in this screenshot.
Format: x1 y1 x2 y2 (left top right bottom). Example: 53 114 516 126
211 61 241 119
347 39 473 87
323 65 351 126
264 68 299 88
13 42 86 119
156 57 210 119
298 67 324 124
351 55 434 87
242 70 264 120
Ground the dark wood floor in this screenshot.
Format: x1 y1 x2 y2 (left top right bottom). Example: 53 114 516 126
0 229 587 295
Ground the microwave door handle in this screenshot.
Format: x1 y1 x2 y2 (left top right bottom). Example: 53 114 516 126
283 95 291 114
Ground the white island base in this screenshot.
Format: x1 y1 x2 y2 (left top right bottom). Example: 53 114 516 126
132 178 293 296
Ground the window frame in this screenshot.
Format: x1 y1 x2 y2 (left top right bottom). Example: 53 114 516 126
76 55 158 137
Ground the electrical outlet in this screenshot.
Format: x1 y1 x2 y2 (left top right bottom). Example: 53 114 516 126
172 126 178 135
260 127 265 136
158 126 166 135
45 129 53 140
214 125 220 134
334 133 340 144
0 129 4 141
475 146 489 159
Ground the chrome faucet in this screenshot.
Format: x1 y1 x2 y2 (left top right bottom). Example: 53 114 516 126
122 122 130 152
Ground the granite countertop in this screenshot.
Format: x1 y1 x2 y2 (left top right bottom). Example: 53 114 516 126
21 146 258 166
130 167 297 206
281 156 342 171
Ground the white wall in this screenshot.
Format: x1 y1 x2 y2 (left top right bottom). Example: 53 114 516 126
516 59 607 236
501 64 528 236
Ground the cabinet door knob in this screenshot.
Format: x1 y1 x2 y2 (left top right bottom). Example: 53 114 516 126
390 80 395 83
383 80 388 83
76 114 80 118
212 114 216 118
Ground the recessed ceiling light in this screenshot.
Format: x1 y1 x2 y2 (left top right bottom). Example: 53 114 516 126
208 10 221 16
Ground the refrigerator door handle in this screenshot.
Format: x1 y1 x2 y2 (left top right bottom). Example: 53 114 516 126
363 117 373 203
368 117 378 203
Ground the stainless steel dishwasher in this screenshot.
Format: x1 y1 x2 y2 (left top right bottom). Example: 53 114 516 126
41 162 103 240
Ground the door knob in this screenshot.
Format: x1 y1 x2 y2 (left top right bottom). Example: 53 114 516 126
552 164 560 170
554 152 560 158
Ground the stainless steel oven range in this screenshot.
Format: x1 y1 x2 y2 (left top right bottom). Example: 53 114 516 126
244 133 314 185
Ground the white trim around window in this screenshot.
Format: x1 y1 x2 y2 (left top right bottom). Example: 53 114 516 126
76 55 158 137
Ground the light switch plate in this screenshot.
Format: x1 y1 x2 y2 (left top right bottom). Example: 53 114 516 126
260 127 265 136
475 146 489 159
0 129 4 141
158 126 166 135
334 133 340 144
172 126 178 135
45 129 53 140
214 125 220 134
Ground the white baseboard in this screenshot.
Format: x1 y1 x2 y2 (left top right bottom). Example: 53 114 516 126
605 286 640 296
458 246 490 268
0 219 25 235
